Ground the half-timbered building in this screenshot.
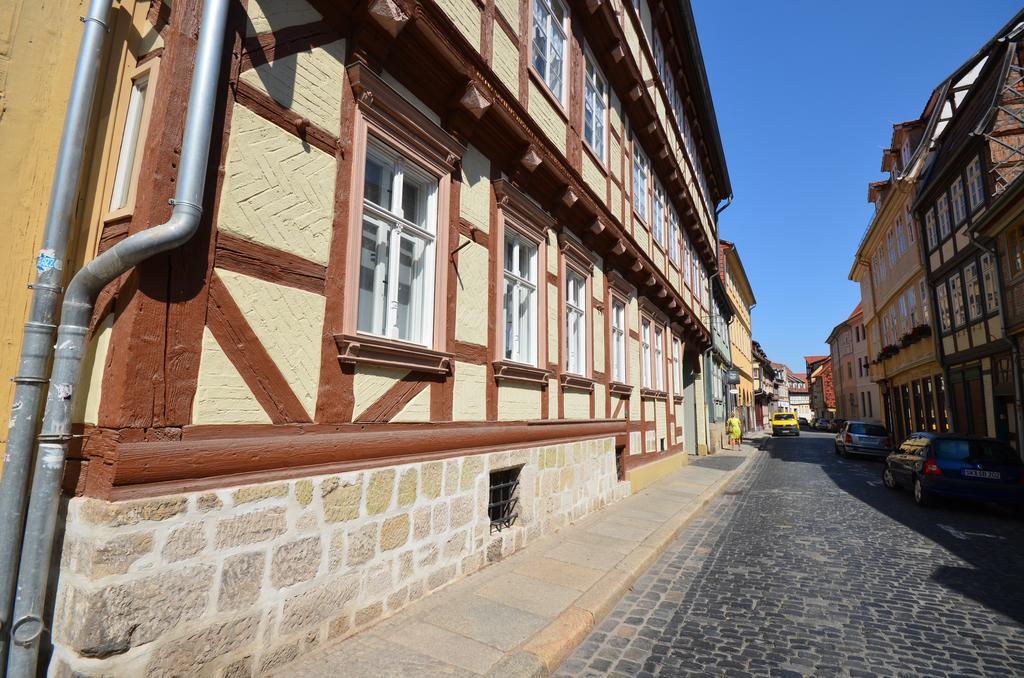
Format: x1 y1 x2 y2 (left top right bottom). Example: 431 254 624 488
25 0 731 673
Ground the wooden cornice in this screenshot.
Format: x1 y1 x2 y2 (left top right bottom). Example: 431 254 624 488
335 333 455 375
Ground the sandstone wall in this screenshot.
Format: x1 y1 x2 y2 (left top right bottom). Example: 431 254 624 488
51 438 628 676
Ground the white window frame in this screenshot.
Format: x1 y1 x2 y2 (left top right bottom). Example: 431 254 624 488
896 216 907 255
532 0 568 103
633 142 649 221
669 209 681 264
937 283 951 332
965 262 982 320
925 209 937 250
582 49 607 162
565 268 587 375
611 298 627 383
908 286 918 326
967 156 984 211
651 180 666 247
672 336 682 392
906 208 915 243
949 273 966 327
981 253 999 313
653 325 665 391
919 281 929 322
641 318 653 388
888 231 897 266
357 140 439 346
106 58 160 219
503 231 539 365
937 194 951 237
950 178 967 224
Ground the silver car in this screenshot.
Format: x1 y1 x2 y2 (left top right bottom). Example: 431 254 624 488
835 421 892 458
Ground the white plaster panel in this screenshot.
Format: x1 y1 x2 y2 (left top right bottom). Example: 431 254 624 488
216 269 324 419
582 151 605 198
528 81 566 153
219 104 336 265
453 361 487 421
548 283 559 359
593 308 605 374
193 327 272 424
460 146 490 231
454 238 489 346
354 366 410 420
497 383 541 420
239 39 346 136
246 0 322 35
391 386 432 422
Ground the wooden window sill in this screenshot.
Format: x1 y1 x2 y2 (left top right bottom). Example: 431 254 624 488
492 360 552 386
673 395 684 405
559 373 595 392
640 388 668 401
609 381 634 397
335 333 454 375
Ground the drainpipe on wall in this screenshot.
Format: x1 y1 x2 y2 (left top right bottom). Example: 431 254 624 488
968 232 1024 455
5 0 231 674
0 0 113 664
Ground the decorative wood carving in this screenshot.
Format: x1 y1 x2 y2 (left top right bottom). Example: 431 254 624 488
610 43 625 63
609 381 634 397
610 241 626 255
492 360 552 385
559 231 597 273
367 0 411 37
458 81 492 119
519 145 543 172
588 219 605 235
561 187 578 208
493 179 556 241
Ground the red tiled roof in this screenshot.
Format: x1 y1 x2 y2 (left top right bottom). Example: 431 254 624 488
847 302 864 321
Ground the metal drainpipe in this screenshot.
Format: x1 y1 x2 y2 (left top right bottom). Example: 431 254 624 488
0 0 112 664
968 232 1024 455
6 0 230 674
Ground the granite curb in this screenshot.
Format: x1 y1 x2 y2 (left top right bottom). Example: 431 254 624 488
491 438 763 676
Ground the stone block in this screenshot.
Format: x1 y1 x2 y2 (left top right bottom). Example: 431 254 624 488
386 586 409 611
259 639 300 674
431 502 450 535
413 506 431 541
216 507 286 548
295 479 313 507
271 536 322 588
399 550 414 579
162 523 206 563
416 544 439 569
365 562 393 597
280 575 359 634
444 460 460 496
380 514 410 551
421 461 442 499
328 613 352 639
397 467 418 507
329 529 346 570
427 564 457 591
144 615 258 677
55 565 214 657
221 655 254 678
449 495 475 528
80 496 187 527
66 531 153 578
232 483 288 505
321 476 361 523
461 455 484 491
366 469 395 515
197 493 223 513
219 551 265 612
347 523 378 566
354 602 383 627
444 530 468 559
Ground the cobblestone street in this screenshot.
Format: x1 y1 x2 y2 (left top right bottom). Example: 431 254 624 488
558 432 1024 677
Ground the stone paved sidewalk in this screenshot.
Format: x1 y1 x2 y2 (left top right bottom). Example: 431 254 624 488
274 437 763 678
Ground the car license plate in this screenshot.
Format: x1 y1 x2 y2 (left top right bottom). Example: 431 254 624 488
963 469 1000 480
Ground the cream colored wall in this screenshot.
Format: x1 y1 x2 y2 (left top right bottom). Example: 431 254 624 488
528 81 567 154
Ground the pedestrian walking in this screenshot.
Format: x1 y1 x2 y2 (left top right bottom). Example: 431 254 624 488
726 411 742 447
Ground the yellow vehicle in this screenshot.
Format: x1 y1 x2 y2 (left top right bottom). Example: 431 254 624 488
771 412 800 437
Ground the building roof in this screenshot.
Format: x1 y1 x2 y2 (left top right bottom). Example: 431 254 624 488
719 240 756 307
804 355 828 363
847 302 863 321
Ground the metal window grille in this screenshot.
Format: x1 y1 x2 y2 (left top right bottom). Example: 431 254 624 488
488 467 521 533
615 445 625 481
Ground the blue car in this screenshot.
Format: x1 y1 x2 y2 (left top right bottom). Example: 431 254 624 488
883 433 1024 507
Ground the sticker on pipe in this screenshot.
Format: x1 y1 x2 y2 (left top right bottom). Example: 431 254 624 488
37 249 62 274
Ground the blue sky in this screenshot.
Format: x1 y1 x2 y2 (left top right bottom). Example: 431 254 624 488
692 0 1021 373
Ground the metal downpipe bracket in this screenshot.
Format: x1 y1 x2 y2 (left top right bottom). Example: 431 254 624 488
0 0 112 668
4 0 230 675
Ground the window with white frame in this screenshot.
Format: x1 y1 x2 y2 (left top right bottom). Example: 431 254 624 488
949 273 965 326
503 231 538 364
896 216 907 255
672 337 682 391
908 286 918 326
611 298 626 383
925 209 937 249
919 280 929 322
967 156 984 210
583 51 607 161
565 269 586 375
950 178 967 224
905 208 915 242
358 139 438 345
981 253 999 313
888 231 897 266
937 194 951 237
651 181 666 246
532 0 567 103
683 235 692 288
899 295 908 332
669 210 681 264
889 307 898 340
633 142 649 221
641 318 653 388
965 262 981 320
936 283 951 332
109 71 152 212
653 325 665 391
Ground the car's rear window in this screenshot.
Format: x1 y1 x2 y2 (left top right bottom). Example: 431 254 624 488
849 423 887 437
933 439 1021 465
775 414 795 421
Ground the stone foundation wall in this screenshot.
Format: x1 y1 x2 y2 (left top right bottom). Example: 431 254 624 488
50 437 629 676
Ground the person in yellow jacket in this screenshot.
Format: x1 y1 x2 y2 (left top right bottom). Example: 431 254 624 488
726 412 742 447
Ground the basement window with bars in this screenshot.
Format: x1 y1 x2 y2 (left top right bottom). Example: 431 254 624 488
488 467 522 533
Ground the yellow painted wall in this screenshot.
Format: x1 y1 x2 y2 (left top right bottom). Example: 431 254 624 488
193 328 272 425
436 0 481 51
497 383 541 421
564 390 589 419
460 145 490 231
492 27 519 97
528 81 566 154
452 361 486 421
454 237 488 346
